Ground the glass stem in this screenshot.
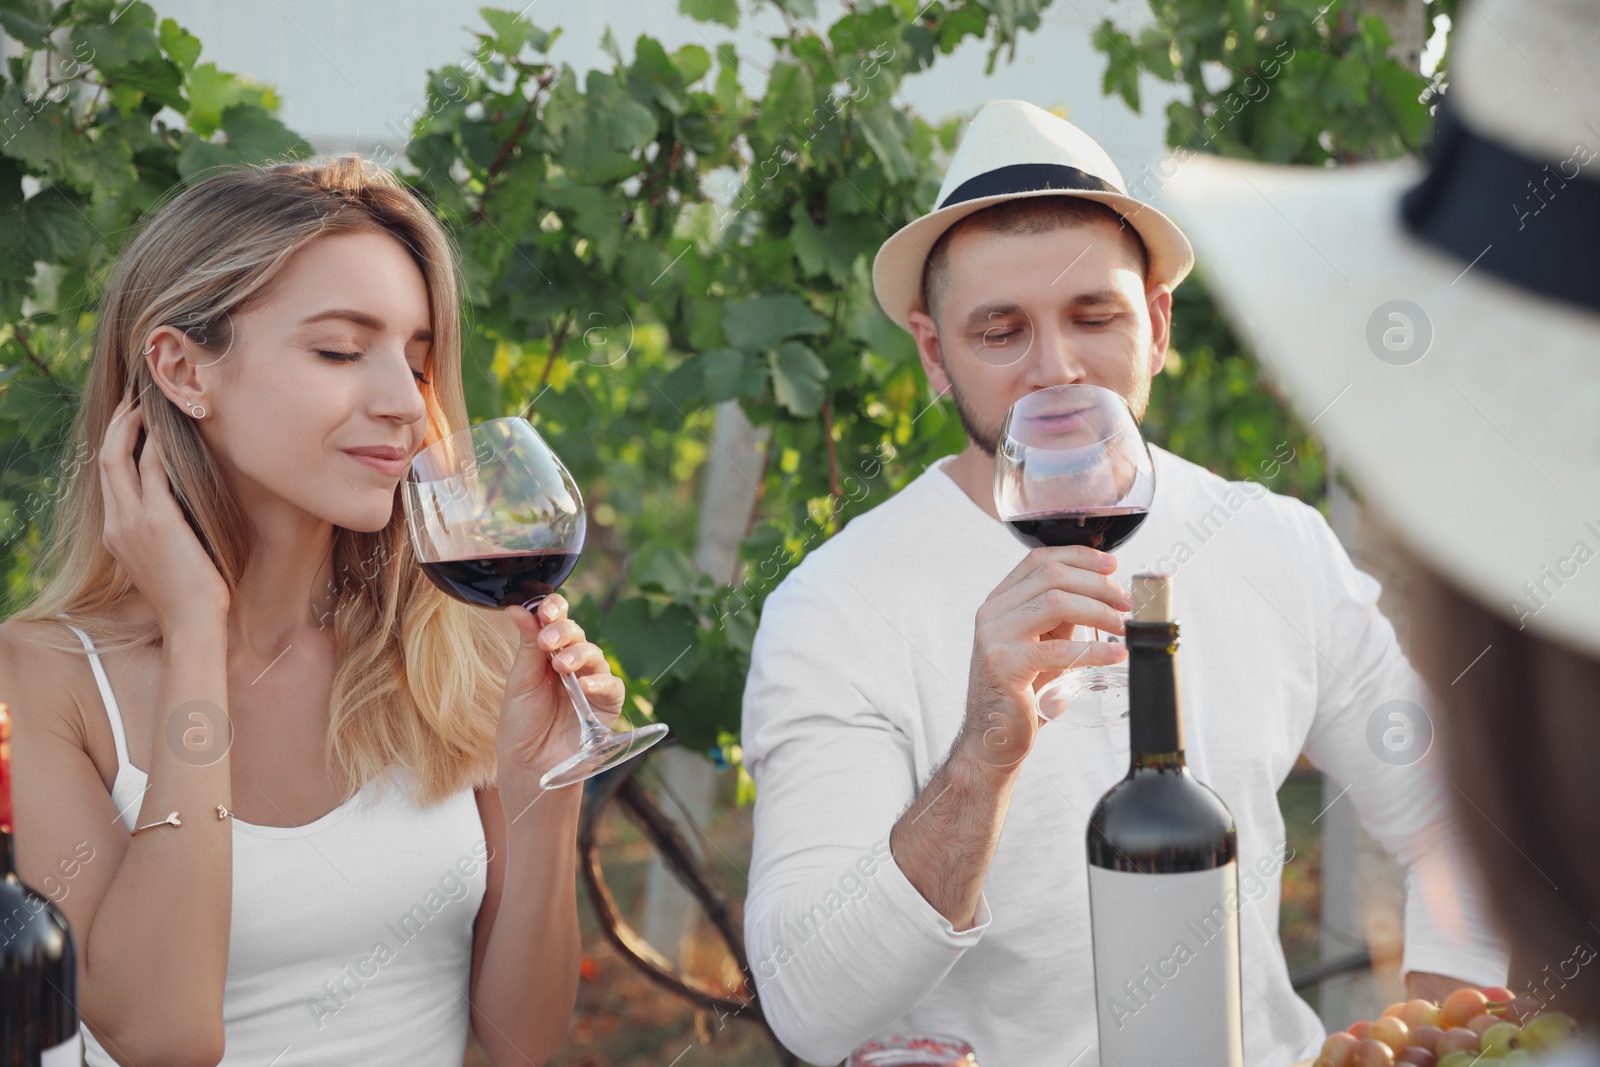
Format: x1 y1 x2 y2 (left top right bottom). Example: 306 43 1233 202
525 596 615 744
559 666 613 743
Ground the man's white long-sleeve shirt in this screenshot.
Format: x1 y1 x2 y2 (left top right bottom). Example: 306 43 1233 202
741 445 1508 1067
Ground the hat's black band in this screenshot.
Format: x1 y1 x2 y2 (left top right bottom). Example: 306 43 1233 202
1399 99 1600 313
939 162 1120 209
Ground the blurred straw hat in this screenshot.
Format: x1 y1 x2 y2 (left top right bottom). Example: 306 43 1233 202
872 99 1194 332
1160 0 1600 656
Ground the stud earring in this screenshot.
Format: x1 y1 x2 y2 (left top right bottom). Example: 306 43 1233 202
184 399 206 419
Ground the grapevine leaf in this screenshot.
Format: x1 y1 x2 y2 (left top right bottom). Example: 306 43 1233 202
71 2 160 71
0 1 51 48
20 187 93 262
158 17 201 72
768 340 828 417
478 7 534 55
699 347 745 403
722 294 826 351
678 0 738 30
855 104 917 181
601 596 702 681
628 543 699 595
0 85 66 174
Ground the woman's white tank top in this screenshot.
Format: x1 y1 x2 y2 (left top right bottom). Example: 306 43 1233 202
60 622 489 1066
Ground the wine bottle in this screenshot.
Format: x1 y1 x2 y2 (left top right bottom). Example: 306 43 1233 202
0 703 81 1066
1085 573 1243 1067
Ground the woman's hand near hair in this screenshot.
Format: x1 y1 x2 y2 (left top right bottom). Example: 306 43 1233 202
99 390 231 634
494 593 626 800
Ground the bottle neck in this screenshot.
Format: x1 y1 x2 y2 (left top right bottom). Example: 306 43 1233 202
1132 750 1185 771
1126 620 1187 770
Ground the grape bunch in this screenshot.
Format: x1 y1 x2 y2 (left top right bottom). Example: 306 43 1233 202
1315 987 1581 1067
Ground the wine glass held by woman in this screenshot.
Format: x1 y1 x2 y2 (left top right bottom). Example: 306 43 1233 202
0 157 612 1067
404 416 667 787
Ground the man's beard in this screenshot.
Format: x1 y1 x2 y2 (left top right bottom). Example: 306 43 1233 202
948 378 1005 457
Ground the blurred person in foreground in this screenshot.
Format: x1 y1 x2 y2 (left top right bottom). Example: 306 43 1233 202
740 95 1509 1067
1164 0 1600 1062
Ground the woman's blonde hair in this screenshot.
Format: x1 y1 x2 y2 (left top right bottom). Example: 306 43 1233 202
14 155 515 806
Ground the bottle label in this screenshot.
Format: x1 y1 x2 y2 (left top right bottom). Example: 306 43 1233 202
1088 863 1244 1067
41 1031 83 1067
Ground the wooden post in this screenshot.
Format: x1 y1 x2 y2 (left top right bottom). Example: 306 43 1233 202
640 401 766 967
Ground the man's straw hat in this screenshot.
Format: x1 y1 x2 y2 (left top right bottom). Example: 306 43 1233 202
872 99 1194 332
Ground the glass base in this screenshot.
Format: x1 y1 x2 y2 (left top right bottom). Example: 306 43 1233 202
539 721 670 789
1035 664 1129 728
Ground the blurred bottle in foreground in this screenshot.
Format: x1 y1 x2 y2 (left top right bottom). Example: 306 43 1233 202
0 703 82 1066
848 1033 980 1066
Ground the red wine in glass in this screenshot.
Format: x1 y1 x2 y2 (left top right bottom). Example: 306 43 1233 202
419 550 581 608
405 416 668 788
1006 506 1149 552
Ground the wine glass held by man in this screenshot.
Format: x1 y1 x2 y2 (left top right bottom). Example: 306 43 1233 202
0 158 620 1066
993 383 1156 726
740 100 1503 1067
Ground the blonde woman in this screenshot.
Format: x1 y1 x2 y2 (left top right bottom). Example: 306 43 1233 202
1 157 621 1066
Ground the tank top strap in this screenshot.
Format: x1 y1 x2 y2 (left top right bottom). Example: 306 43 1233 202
54 614 133 772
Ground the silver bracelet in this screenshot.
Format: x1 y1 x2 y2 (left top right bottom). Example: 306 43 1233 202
131 805 233 834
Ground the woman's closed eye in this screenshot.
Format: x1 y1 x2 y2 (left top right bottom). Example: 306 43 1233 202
318 348 429 384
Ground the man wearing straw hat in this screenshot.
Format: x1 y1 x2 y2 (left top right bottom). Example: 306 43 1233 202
1161 1 1600 1060
741 96 1510 1066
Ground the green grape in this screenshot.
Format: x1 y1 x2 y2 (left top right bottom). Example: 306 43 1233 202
1520 1011 1577 1051
1479 1021 1519 1057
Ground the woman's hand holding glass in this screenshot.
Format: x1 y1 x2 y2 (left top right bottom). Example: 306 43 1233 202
496 592 626 795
